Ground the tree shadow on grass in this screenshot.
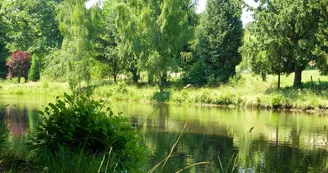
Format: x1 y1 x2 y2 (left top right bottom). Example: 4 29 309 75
264 81 328 101
79 80 115 96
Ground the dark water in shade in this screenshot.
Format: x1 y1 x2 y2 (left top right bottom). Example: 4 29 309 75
1 94 328 172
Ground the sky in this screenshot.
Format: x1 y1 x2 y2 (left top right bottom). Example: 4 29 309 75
86 0 258 26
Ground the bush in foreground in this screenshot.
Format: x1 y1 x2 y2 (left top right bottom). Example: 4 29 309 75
28 93 146 172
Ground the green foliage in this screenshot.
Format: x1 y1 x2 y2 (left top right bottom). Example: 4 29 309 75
0 0 63 79
28 55 40 82
0 120 8 151
56 0 93 90
197 0 243 84
114 81 128 94
242 0 326 87
28 93 146 171
152 91 171 103
114 0 194 89
42 49 67 82
181 60 206 85
270 95 285 109
31 148 104 173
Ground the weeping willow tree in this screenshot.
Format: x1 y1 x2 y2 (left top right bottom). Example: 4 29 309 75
114 0 194 91
57 0 92 90
43 0 95 90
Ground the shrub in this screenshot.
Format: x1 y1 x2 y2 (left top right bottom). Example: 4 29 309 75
181 60 206 85
114 81 128 94
28 93 146 171
0 120 8 151
170 90 188 103
199 90 212 104
214 93 235 105
152 91 171 102
271 95 285 109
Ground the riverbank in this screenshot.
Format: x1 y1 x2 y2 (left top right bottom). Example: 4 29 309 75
1 70 328 112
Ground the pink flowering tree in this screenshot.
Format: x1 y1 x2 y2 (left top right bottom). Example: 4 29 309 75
6 50 31 83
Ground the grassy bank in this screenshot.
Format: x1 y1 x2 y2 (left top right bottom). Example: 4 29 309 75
1 70 328 112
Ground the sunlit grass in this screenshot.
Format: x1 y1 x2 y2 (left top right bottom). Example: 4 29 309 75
0 70 328 111
0 80 70 97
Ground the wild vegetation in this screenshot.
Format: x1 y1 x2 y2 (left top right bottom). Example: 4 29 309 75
1 70 327 111
0 93 147 172
1 0 328 171
0 0 327 109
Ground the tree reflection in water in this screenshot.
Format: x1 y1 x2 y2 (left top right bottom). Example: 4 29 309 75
0 101 328 172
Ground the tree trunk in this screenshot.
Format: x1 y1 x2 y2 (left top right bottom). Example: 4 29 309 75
24 74 28 83
148 72 153 84
158 72 167 93
131 69 139 83
160 72 167 86
293 65 303 87
18 77 21 83
113 73 117 84
277 72 281 89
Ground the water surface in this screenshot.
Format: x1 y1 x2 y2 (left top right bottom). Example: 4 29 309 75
1 94 328 172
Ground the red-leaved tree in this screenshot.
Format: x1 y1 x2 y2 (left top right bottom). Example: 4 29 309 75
6 49 31 83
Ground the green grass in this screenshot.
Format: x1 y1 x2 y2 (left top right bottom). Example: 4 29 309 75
1 70 328 111
0 79 71 97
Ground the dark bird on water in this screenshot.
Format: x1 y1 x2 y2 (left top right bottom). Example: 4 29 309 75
324 125 326 131
249 126 254 132
13 104 17 107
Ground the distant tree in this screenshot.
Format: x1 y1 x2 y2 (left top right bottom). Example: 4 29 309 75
314 0 328 74
6 50 31 83
105 45 125 84
0 0 63 55
243 0 325 87
197 0 243 85
240 24 294 88
115 0 193 91
92 4 127 84
28 55 41 82
56 0 92 90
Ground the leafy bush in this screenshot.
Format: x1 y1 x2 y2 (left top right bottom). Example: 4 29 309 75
199 90 212 104
0 120 8 151
181 60 206 85
152 91 171 102
170 90 188 103
214 93 234 105
114 81 128 94
271 95 285 109
28 93 146 171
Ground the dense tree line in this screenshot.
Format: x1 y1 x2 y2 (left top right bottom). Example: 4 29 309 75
0 0 327 89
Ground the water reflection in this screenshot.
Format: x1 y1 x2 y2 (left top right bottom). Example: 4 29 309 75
0 96 328 172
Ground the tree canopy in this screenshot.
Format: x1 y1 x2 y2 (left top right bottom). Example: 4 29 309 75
242 0 328 87
197 0 243 84
0 0 328 90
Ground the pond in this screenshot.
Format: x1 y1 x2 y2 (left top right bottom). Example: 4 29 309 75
1 94 328 172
